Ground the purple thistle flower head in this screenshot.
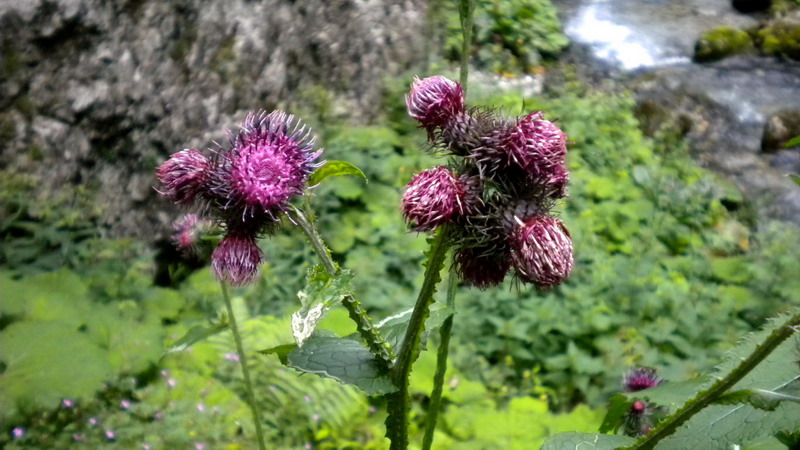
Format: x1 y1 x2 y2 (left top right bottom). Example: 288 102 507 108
402 166 479 231
406 76 465 136
623 367 662 393
223 111 323 220
510 215 574 288
455 245 511 289
472 112 567 182
156 149 210 204
211 233 263 286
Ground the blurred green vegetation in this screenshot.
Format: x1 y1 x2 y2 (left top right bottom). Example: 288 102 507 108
439 0 569 73
2 73 800 447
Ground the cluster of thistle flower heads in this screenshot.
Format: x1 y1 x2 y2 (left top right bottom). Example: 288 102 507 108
157 111 323 286
622 367 663 436
402 75 573 289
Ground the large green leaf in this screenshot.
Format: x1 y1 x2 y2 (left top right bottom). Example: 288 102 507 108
268 336 397 395
655 315 800 449
291 266 355 347
0 322 113 421
308 160 367 186
716 387 800 411
541 432 636 450
368 303 452 351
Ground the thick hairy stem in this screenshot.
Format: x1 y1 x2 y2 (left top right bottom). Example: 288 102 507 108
625 312 800 450
290 205 395 365
220 283 266 450
421 261 458 450
386 227 450 450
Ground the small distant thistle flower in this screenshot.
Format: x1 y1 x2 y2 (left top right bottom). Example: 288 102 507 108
156 149 210 204
402 166 478 231
211 233 263 287
172 213 211 252
623 367 662 393
510 215 574 288
12 427 25 439
406 76 465 135
625 400 653 437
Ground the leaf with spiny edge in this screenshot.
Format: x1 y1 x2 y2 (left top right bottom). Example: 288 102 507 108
633 312 800 449
541 432 636 450
291 266 355 347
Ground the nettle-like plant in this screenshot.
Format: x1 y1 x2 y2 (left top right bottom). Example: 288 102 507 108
153 4 800 450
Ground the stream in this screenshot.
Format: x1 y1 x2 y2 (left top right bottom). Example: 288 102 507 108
557 0 800 224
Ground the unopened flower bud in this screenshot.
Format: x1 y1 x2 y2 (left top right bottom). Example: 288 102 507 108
510 216 573 288
406 76 464 135
156 149 210 204
211 233 263 286
402 166 478 231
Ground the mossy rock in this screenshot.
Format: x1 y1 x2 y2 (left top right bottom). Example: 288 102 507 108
762 109 800 152
757 19 800 59
694 27 754 62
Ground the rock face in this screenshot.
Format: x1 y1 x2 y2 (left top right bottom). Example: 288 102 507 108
0 0 427 239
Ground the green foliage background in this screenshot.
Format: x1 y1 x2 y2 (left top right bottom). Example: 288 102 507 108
2 23 800 449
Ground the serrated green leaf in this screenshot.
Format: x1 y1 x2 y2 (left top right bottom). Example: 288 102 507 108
655 314 800 449
600 394 633 433
715 386 800 411
260 343 296 365
282 336 396 395
164 322 229 355
291 266 355 347
368 303 452 351
790 174 800 186
541 432 636 450
308 160 367 186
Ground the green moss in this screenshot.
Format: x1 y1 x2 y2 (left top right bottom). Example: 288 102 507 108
693 27 754 62
757 21 800 60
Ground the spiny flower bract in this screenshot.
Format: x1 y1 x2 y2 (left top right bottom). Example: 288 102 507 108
211 233 263 287
510 215 574 289
401 166 478 231
406 75 465 135
156 149 210 205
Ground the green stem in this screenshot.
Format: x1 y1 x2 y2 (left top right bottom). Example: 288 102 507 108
458 0 474 95
290 205 395 365
421 261 458 450
386 227 451 450
625 312 800 450
220 283 267 450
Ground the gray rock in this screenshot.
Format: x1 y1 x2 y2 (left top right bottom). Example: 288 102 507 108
0 0 427 240
762 110 800 152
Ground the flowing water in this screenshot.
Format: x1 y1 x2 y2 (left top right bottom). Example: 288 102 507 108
558 0 800 223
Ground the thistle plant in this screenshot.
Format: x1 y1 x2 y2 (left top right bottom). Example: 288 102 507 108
156 110 324 450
